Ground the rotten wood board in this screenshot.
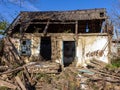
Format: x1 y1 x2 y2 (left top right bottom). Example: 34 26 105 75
0 66 24 75
0 65 59 75
90 60 107 67
0 62 39 75
28 69 58 74
89 69 120 80
90 77 120 83
92 68 120 78
15 76 27 90
0 79 17 89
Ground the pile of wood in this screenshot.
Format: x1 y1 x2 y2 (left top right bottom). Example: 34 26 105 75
87 59 107 69
0 61 60 90
27 62 60 74
77 59 120 90
0 56 120 90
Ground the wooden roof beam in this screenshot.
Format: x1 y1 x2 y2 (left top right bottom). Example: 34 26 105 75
43 20 50 35
29 21 76 24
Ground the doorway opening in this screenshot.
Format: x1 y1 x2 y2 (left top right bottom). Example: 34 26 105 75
40 37 51 60
63 41 75 67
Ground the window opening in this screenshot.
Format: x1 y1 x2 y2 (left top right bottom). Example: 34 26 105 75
20 39 31 56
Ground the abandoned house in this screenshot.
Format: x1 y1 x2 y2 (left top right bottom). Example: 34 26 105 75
2 8 113 67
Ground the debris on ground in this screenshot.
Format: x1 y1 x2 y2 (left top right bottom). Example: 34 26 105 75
0 59 120 90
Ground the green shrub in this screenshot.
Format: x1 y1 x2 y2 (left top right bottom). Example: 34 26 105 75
111 57 120 67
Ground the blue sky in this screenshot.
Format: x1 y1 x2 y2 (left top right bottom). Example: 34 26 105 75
0 0 117 22
35 0 114 11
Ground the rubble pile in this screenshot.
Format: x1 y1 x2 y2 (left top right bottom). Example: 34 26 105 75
78 59 120 90
0 61 60 90
0 59 120 90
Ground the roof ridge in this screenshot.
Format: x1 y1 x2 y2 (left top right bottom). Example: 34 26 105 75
20 8 106 13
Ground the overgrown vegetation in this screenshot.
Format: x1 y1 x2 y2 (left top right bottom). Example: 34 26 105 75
106 57 120 69
0 21 8 30
0 17 9 35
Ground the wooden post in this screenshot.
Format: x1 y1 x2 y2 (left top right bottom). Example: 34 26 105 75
75 21 78 66
75 21 78 39
75 20 78 46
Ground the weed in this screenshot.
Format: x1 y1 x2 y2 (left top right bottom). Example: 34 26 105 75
106 57 120 70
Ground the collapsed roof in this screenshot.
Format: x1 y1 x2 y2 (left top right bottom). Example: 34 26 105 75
6 8 107 35
20 8 106 21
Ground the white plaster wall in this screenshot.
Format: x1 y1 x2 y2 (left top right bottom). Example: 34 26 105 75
76 38 83 65
77 35 109 66
31 36 40 56
11 34 109 66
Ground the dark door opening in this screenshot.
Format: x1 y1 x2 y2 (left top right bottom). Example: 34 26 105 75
63 41 75 67
40 37 51 60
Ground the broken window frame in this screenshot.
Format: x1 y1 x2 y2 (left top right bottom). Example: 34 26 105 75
20 39 31 56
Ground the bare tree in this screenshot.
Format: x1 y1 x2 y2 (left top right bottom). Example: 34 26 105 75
108 0 120 39
110 0 120 27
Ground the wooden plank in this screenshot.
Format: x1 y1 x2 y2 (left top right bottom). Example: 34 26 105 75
29 21 76 24
0 62 38 75
23 66 32 84
15 76 26 90
89 69 120 80
0 66 24 75
0 79 17 89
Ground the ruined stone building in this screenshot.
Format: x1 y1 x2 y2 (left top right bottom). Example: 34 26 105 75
3 8 113 67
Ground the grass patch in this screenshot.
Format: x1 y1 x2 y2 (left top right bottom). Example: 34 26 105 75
106 57 120 69
111 60 120 67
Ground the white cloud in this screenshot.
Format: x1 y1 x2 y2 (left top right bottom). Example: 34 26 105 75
23 1 39 11
0 0 40 22
8 0 39 11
